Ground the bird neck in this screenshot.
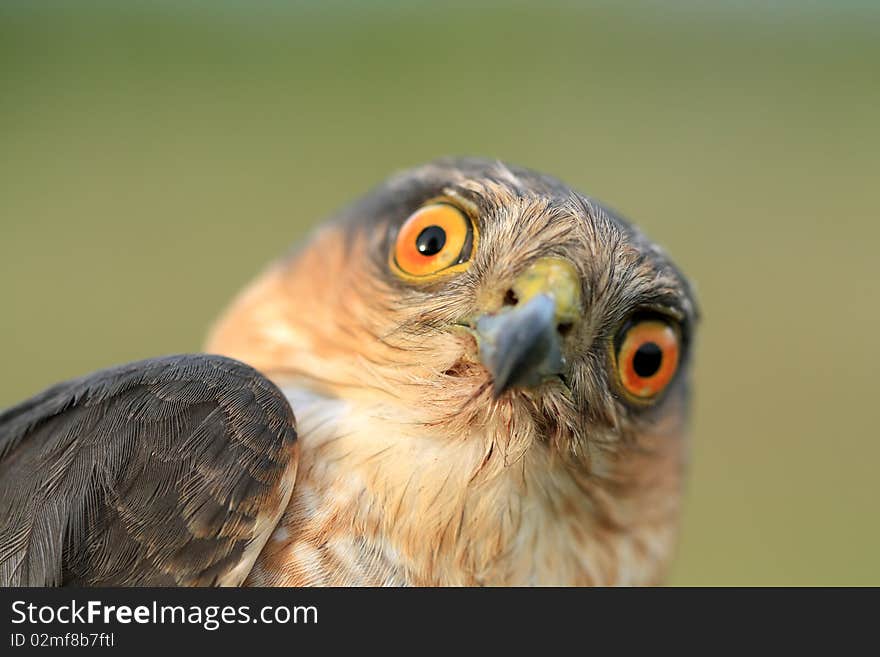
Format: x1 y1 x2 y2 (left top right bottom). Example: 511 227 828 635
247 383 681 586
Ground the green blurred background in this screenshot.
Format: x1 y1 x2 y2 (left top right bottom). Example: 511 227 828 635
2 1 878 585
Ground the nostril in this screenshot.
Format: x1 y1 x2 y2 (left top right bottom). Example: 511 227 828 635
557 322 574 337
502 289 519 307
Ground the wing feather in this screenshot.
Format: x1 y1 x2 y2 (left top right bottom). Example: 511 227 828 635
0 354 298 586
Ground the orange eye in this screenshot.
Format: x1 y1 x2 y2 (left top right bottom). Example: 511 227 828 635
391 203 475 279
616 319 680 399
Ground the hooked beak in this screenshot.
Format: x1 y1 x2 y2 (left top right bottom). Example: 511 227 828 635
473 258 582 397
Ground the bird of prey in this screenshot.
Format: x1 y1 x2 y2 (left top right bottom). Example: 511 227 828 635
0 158 697 586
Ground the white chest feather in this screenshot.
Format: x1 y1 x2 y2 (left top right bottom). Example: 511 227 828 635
247 386 672 586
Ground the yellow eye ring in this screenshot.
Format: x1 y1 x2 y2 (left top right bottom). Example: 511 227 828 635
615 319 680 400
390 203 477 281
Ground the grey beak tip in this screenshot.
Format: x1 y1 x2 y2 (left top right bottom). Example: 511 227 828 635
491 379 510 399
476 294 566 396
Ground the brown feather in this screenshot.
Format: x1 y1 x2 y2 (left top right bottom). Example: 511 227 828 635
207 158 698 586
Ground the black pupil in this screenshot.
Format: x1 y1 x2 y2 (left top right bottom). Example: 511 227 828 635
633 342 663 378
416 225 446 256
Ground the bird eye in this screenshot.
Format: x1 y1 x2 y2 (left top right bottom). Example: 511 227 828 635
615 318 680 400
391 203 475 279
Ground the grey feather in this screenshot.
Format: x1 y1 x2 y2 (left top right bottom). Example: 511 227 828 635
0 354 298 586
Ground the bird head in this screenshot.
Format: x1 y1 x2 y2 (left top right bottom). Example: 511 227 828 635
209 158 696 456
206 158 698 584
